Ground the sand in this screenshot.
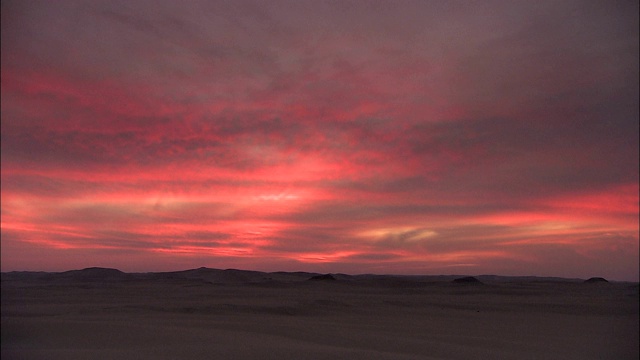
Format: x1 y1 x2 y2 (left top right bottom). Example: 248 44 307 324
2 269 638 360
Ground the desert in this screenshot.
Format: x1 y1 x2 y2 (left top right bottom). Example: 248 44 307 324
2 268 638 360
3 2 639 358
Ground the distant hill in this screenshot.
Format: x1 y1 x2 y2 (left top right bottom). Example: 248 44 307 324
308 274 337 281
55 267 130 282
453 276 483 284
1 268 633 285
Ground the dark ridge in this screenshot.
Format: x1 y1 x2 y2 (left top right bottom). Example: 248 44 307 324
308 274 337 281
476 275 583 283
60 267 126 277
331 273 355 281
63 267 125 276
271 271 320 277
452 276 483 284
57 267 129 281
3 268 631 285
155 268 270 284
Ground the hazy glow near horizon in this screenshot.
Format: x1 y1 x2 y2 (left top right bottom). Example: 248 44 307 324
1 0 638 280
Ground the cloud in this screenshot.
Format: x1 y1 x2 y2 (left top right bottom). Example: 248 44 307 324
1 0 637 279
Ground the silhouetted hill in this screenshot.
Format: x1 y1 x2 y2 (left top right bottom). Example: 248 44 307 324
308 274 337 281
58 267 130 281
453 276 483 284
2 268 635 287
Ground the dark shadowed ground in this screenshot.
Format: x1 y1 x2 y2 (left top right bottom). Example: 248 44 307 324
2 268 638 360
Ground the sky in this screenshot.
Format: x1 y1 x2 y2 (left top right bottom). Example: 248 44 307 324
1 0 638 281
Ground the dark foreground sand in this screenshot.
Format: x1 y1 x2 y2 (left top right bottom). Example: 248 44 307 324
2 269 638 360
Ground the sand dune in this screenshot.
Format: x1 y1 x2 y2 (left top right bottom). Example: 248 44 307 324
2 268 638 359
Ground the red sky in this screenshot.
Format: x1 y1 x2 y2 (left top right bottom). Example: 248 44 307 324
1 0 638 281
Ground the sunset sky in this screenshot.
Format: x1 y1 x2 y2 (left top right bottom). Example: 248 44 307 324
2 0 638 280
